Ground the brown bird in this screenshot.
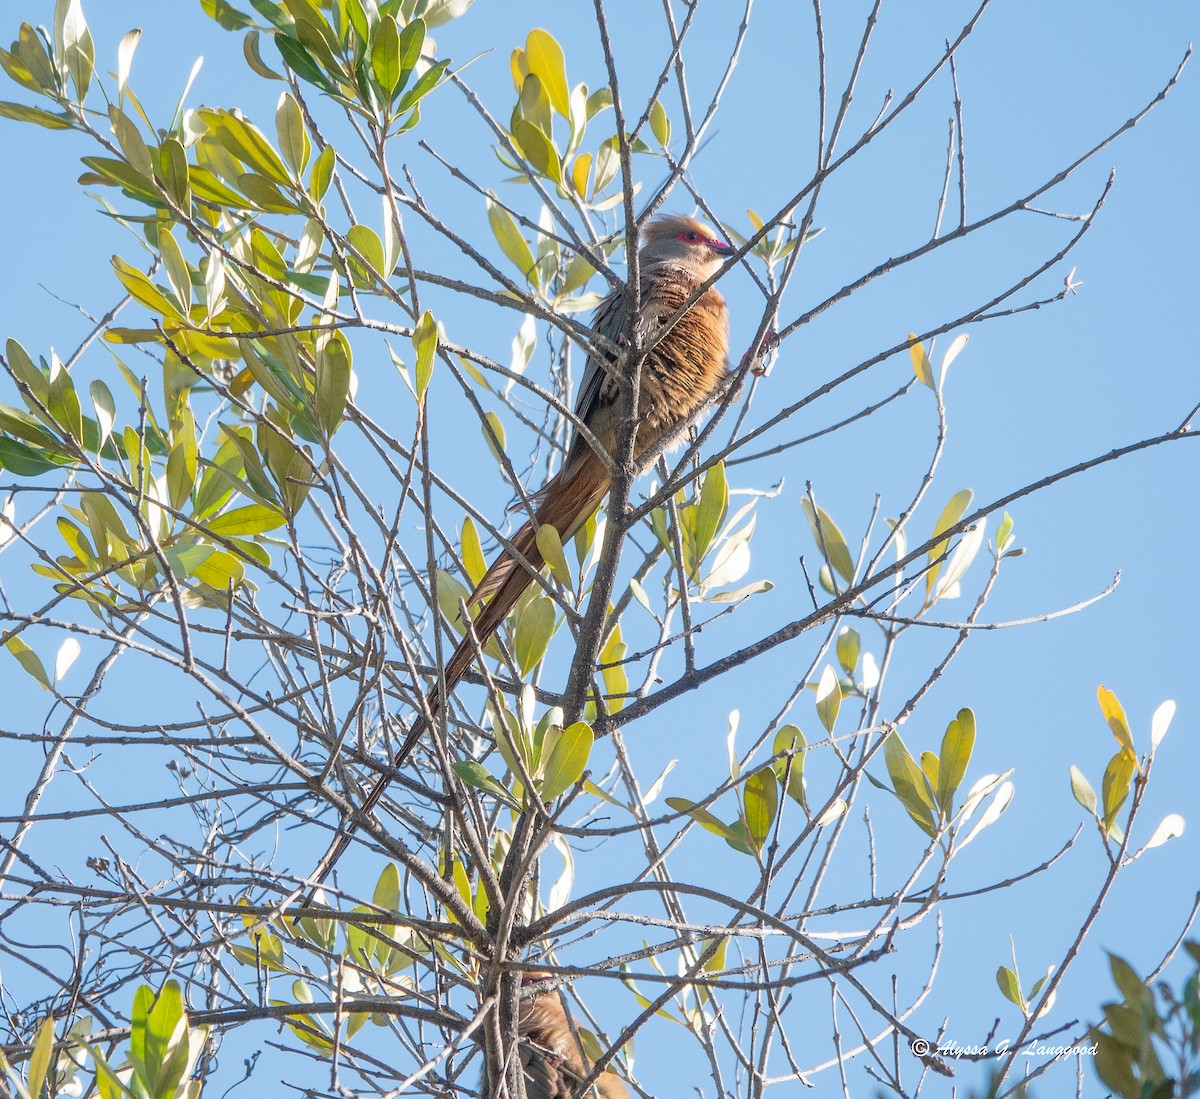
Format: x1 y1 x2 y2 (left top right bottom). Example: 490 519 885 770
303 215 733 896
484 972 631 1099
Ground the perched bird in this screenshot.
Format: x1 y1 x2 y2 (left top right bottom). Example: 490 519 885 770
484 972 630 1099
303 215 733 897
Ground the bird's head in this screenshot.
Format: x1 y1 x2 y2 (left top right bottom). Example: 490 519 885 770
639 215 734 275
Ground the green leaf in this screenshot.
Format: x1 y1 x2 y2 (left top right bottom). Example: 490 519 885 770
665 797 753 856
371 15 402 95
1101 749 1135 834
58 0 95 103
7 337 49 408
835 626 860 674
309 143 335 200
0 100 73 129
648 98 670 146
996 965 1024 1008
693 460 727 565
202 0 256 30
514 592 555 676
411 309 437 403
513 118 561 183
314 330 351 435
200 107 292 186
540 721 593 800
995 510 1015 554
0 436 68 477
460 517 486 586
452 761 520 807
1093 1030 1140 1097
6 636 51 689
275 91 309 174
373 861 400 912
524 28 569 117
25 1016 56 1098
392 17 427 97
535 523 571 589
743 767 778 851
481 411 505 462
166 408 198 510
157 228 191 314
396 57 448 114
1069 765 1097 816
772 725 807 807
45 356 82 443
801 498 854 583
205 503 287 537
937 707 975 811
925 489 973 603
883 731 937 836
486 198 537 285
814 664 840 734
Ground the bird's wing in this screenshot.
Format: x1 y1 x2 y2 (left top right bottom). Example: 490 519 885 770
572 285 624 431
569 265 682 452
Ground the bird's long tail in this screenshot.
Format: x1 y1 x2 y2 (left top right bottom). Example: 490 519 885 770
300 459 608 904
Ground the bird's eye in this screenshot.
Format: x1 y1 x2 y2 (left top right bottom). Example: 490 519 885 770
686 231 699 242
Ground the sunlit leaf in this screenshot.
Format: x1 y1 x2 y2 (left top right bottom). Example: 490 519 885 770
1069 765 1097 816
1097 685 1137 761
814 664 840 734
937 707 975 811
800 498 853 583
6 636 50 690
540 721 593 801
743 766 778 851
524 28 569 117
1144 813 1185 850
909 333 933 389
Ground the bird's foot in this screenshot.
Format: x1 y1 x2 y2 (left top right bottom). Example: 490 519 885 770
743 327 779 377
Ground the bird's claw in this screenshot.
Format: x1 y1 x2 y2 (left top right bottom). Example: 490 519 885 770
744 327 779 377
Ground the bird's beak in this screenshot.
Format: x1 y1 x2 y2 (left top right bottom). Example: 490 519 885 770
710 237 735 256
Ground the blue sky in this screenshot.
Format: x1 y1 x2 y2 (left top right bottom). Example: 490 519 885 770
1 2 1198 1096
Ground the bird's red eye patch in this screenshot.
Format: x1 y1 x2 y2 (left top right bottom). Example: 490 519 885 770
679 230 701 243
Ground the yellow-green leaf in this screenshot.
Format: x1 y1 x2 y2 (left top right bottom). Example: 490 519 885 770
743 766 778 851
6 635 50 689
1097 685 1136 761
460 517 487 587
205 503 287 537
371 14 402 95
513 118 561 183
1069 765 1097 816
514 592 555 675
486 198 537 285
540 720 593 800
925 488 973 602
314 330 351 435
772 725 806 807
481 410 505 463
524 28 569 117
1101 749 1135 834
937 707 975 811
275 90 309 174
909 333 934 389
693 460 727 565
814 664 840 734
535 523 571 589
648 98 670 146
412 309 437 403
801 498 854 583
